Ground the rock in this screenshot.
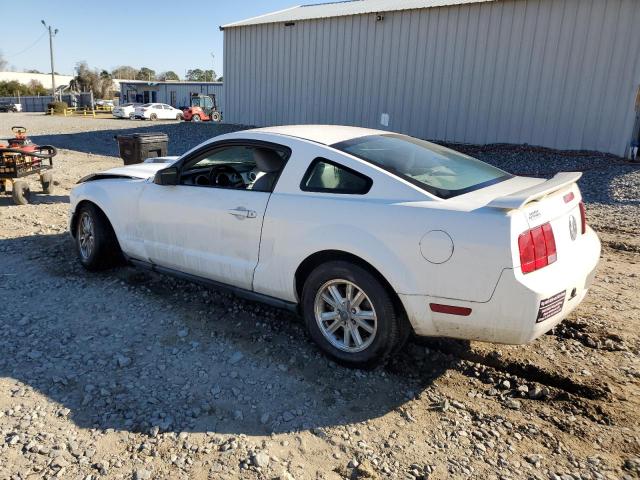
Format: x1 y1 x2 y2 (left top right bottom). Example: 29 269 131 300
528 385 544 399
348 458 360 468
133 468 152 480
115 354 131 368
229 351 244 364
524 454 542 466
282 411 295 422
501 380 511 390
177 328 189 338
260 412 270 424
252 452 270 468
505 399 521 410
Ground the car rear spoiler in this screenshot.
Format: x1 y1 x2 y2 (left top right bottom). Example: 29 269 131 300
487 172 582 210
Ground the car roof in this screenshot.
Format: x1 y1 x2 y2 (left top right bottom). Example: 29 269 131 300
247 125 390 145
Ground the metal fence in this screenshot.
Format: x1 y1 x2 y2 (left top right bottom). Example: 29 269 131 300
0 92 94 112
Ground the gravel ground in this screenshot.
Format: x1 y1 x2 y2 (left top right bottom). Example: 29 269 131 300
0 113 639 480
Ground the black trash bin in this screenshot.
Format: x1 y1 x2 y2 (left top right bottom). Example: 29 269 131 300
115 132 168 165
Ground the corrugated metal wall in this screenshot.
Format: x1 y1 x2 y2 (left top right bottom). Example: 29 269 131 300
119 83 225 113
224 0 640 156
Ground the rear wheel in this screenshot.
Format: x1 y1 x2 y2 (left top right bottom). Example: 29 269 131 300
12 181 31 205
149 113 157 121
192 114 201 122
211 111 222 122
302 261 400 368
75 203 123 271
176 113 183 120
128 112 135 120
40 172 54 194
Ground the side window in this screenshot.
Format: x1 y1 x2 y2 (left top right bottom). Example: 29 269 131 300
179 144 289 192
301 158 372 194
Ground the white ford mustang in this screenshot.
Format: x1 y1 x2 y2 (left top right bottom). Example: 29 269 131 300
69 125 600 367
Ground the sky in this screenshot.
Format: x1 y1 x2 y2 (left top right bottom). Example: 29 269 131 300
1 0 335 78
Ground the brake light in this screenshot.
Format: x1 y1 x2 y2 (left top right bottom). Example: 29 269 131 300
518 222 557 274
579 201 586 234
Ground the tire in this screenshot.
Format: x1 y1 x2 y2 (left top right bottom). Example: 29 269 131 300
12 181 31 205
176 113 183 121
129 113 135 120
75 203 123 271
211 111 222 123
40 171 54 194
149 113 158 121
192 114 201 122
302 261 400 368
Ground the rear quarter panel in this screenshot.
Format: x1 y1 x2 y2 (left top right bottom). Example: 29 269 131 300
251 137 519 304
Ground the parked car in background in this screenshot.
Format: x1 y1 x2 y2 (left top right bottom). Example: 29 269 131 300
94 99 115 109
134 103 183 121
112 103 140 119
68 125 601 368
0 102 22 113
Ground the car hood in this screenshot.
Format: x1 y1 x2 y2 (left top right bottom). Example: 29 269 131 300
78 157 179 183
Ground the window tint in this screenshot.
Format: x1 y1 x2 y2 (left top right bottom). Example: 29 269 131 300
301 158 371 194
332 134 512 199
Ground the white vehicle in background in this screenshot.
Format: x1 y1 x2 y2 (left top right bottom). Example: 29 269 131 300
134 103 183 121
112 103 140 119
68 125 600 368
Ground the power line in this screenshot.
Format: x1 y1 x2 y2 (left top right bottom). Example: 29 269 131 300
6 31 47 58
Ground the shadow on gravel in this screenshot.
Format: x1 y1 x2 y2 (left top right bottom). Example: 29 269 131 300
0 233 451 437
0 193 69 207
29 123 251 158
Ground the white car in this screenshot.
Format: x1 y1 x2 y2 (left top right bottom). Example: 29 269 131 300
68 125 600 367
112 103 140 119
134 103 183 121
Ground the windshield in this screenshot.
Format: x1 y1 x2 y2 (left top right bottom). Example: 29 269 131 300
332 134 512 199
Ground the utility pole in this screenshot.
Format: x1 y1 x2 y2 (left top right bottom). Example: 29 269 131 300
210 52 215 82
41 20 58 100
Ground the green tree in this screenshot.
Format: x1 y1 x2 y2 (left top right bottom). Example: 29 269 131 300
27 80 48 95
186 69 216 81
136 67 156 81
111 65 138 80
158 70 179 81
0 80 50 96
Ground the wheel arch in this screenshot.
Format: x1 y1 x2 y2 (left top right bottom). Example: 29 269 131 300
70 199 118 246
294 249 410 326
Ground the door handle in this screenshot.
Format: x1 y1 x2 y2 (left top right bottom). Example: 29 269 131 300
228 207 257 219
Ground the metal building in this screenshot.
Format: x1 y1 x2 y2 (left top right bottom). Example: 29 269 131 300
119 81 225 112
222 0 640 157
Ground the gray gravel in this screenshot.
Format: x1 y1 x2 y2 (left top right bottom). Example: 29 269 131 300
0 113 638 479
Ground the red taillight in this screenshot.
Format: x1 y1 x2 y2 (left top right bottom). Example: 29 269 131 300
518 222 557 274
563 191 575 203
579 201 586 234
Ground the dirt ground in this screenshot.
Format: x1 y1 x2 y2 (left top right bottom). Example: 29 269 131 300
0 114 639 480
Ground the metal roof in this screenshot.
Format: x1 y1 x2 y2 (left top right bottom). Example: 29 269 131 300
221 0 495 29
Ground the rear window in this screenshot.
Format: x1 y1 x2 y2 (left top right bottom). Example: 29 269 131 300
332 134 512 199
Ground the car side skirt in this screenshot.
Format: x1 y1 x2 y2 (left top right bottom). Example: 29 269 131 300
126 257 300 313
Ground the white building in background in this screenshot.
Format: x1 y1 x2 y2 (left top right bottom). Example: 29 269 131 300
222 0 640 157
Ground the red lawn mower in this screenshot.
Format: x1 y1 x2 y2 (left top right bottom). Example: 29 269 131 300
0 126 57 205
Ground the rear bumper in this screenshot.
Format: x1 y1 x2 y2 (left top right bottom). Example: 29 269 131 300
401 226 601 344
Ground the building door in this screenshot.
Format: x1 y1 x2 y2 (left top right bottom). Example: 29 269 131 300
170 91 176 107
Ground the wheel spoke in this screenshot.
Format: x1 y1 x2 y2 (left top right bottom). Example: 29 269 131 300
328 285 344 305
345 283 353 302
326 319 342 334
343 326 351 348
351 290 365 309
350 323 364 346
320 311 338 322
354 318 375 334
321 293 337 309
353 310 375 321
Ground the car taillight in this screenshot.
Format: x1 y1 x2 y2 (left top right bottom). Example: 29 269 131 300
579 201 586 234
518 222 557 274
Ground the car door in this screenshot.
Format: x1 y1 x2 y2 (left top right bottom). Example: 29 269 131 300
161 105 173 119
137 142 289 290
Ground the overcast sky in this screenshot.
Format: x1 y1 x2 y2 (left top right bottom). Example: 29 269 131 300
1 0 335 77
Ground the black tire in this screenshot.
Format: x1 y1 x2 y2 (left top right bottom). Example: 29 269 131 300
149 113 157 121
12 181 31 205
75 203 123 271
40 172 54 194
192 114 201 122
128 113 135 120
302 261 400 369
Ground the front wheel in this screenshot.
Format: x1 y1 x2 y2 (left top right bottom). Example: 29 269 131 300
302 261 401 368
149 113 157 121
75 203 123 271
192 114 201 122
12 180 31 205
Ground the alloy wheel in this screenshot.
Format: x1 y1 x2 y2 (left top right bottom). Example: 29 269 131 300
314 279 377 353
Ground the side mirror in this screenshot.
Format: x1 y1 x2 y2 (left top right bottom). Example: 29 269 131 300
154 167 179 185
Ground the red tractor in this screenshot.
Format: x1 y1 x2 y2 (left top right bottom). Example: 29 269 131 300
182 94 222 123
0 126 57 204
